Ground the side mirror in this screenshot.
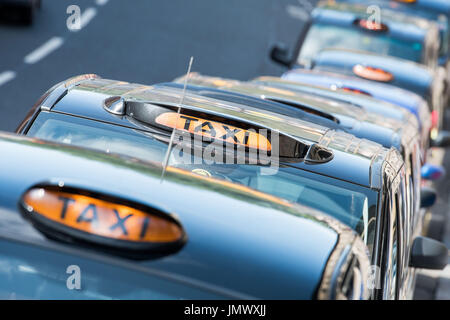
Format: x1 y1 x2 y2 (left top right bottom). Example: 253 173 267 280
421 163 446 180
410 236 448 270
430 130 450 148
420 187 437 209
270 43 291 67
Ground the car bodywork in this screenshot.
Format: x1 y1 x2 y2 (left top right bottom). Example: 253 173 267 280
309 49 446 132
332 0 449 66
170 73 423 235
250 75 423 224
268 0 443 131
303 1 441 68
170 77 404 150
280 68 431 146
0 132 372 299
16 74 426 299
331 0 450 106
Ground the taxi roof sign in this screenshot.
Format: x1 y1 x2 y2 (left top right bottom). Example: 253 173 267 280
155 112 272 152
21 185 186 257
352 64 394 82
357 19 388 32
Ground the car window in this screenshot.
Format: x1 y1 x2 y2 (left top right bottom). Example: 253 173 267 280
28 112 378 248
27 116 168 163
298 24 424 66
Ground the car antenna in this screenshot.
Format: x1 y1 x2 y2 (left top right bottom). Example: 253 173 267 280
160 56 194 183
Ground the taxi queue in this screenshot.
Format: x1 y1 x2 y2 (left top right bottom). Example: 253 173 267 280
0 0 449 300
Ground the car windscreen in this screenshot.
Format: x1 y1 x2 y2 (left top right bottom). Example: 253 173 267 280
27 111 378 249
298 23 424 66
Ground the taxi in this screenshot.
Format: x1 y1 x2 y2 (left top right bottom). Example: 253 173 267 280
171 74 414 153
269 0 447 132
332 0 449 66
296 1 441 68
332 0 450 106
16 74 449 299
279 68 435 145
309 49 446 133
0 132 373 299
252 75 418 128
171 73 423 231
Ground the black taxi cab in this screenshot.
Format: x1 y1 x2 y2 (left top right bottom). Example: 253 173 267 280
16 74 448 299
268 0 446 133
297 0 441 68
0 132 373 300
333 0 449 67
171 73 423 235
309 49 446 134
333 0 450 106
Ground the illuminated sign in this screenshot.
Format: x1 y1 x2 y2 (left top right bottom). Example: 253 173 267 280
21 186 185 254
155 112 272 151
352 65 394 82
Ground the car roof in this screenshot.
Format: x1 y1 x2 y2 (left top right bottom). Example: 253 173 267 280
43 75 398 187
253 75 417 125
281 68 428 121
170 74 403 150
159 82 345 131
313 1 437 42
312 49 434 97
0 132 353 299
251 76 420 147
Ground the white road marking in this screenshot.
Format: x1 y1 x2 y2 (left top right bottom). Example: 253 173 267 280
24 37 64 64
0 71 16 87
286 5 310 21
80 7 97 29
96 0 109 5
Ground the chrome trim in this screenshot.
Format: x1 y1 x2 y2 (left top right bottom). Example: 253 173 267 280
103 96 125 115
125 99 332 158
40 74 100 112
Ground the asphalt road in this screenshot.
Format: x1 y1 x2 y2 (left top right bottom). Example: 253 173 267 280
0 0 315 131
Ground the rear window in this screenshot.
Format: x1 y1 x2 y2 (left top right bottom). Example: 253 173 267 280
298 23 424 66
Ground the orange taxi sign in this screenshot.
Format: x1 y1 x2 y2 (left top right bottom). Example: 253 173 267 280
358 19 388 31
341 87 371 96
352 64 394 82
155 112 272 151
21 186 185 253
